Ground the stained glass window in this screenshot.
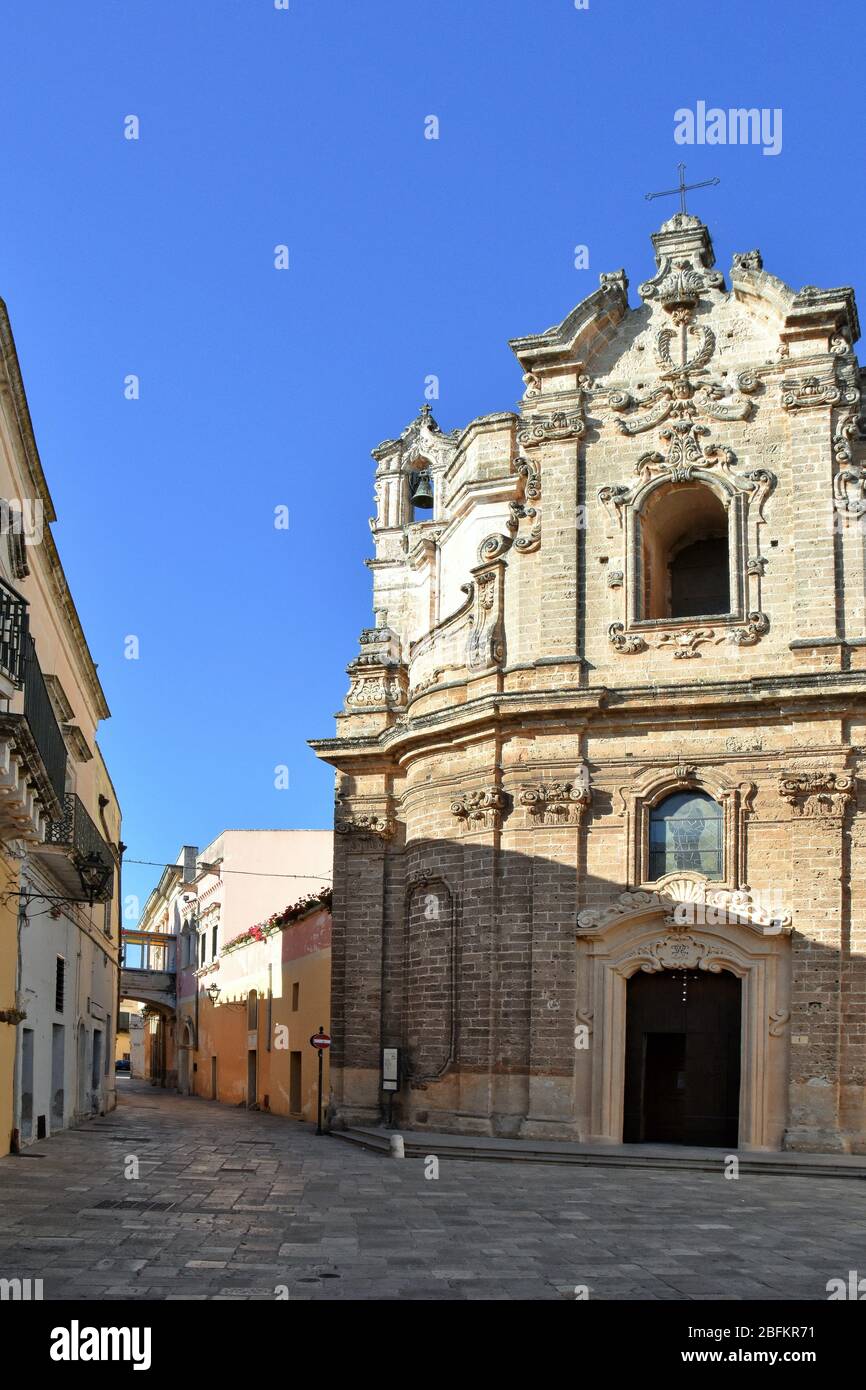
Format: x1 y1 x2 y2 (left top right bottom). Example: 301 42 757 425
649 791 723 880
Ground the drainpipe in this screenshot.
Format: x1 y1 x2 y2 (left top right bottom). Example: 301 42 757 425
9 895 27 1154
98 794 125 1110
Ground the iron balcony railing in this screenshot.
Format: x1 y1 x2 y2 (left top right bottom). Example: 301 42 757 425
0 576 26 687
22 633 67 804
45 792 114 901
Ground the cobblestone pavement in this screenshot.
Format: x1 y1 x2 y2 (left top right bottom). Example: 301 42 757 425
0 1078 864 1301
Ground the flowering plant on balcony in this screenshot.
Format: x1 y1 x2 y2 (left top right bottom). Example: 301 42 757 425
222 887 332 954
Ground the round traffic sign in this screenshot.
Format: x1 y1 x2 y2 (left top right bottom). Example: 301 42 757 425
310 1032 331 1048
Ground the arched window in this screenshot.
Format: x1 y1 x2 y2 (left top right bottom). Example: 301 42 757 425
649 791 723 880
640 482 730 620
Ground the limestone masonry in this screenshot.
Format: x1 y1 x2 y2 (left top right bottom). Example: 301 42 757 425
311 213 866 1153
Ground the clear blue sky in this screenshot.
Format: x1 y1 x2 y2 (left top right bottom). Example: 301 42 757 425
0 0 860 919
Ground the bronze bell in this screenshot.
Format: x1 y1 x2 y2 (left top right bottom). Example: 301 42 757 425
410 470 434 510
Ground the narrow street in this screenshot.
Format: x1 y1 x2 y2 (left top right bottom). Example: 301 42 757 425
0 1079 864 1301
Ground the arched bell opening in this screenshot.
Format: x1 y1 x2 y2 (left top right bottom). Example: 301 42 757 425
639 481 730 620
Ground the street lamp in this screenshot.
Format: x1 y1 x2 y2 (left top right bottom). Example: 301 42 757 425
207 983 220 1005
75 852 112 907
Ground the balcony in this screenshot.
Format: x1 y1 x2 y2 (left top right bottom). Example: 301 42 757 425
0 577 26 686
38 792 114 902
0 591 67 841
121 930 176 1010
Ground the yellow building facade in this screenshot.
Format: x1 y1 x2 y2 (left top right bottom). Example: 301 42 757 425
0 294 120 1156
194 897 331 1122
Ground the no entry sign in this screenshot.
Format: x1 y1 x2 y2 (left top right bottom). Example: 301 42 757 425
310 1031 331 1048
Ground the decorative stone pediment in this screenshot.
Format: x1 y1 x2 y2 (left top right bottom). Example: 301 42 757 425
508 278 629 377
578 877 792 935
373 403 459 471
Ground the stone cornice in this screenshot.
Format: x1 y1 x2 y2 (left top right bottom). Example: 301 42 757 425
310 670 866 770
508 276 629 373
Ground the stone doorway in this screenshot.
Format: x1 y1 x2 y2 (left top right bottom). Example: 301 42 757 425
576 880 792 1150
623 968 741 1146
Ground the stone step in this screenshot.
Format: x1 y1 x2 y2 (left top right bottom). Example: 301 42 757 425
335 1126 866 1180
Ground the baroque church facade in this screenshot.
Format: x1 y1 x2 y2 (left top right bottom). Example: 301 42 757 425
311 212 866 1153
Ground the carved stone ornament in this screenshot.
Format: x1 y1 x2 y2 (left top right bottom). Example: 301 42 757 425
608 622 646 654
727 611 770 646
474 459 542 569
518 407 585 450
780 372 858 412
466 560 506 670
610 614 769 657
833 410 866 518
334 799 396 841
769 1008 790 1037
658 627 717 659
345 669 408 708
578 880 792 934
731 249 763 272
834 467 866 519
635 934 717 973
599 269 628 296
600 419 775 530
451 786 508 832
778 770 855 818
409 667 445 697
519 766 591 825
638 257 724 309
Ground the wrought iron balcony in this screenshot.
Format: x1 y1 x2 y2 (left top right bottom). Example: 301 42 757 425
0 625 67 832
21 634 67 805
42 792 114 903
0 577 26 687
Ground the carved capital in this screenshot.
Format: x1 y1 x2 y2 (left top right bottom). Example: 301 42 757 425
334 799 397 841
778 770 854 818
451 785 508 832
519 768 591 826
